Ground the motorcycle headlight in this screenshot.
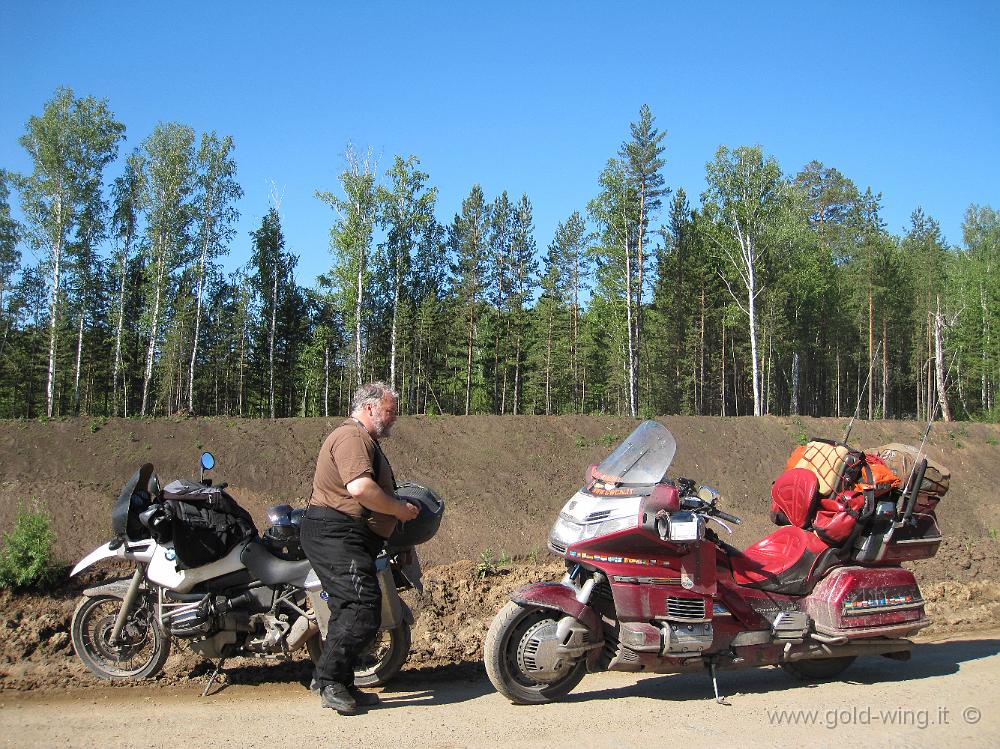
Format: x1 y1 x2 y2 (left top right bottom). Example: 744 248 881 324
549 513 639 549
549 516 585 548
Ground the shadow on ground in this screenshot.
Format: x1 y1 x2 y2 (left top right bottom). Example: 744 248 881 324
562 638 1000 704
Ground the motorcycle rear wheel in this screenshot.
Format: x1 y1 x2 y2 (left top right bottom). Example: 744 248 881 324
485 601 587 705
306 624 411 687
71 593 170 680
353 622 411 687
780 655 856 681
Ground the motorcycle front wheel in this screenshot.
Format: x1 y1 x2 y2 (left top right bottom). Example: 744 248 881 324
71 593 170 680
484 601 587 705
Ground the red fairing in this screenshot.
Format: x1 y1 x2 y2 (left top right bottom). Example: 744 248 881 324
802 566 927 636
730 526 828 586
511 581 601 634
770 469 819 528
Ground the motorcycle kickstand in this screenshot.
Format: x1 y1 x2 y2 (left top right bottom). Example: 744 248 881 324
706 658 731 706
201 658 227 698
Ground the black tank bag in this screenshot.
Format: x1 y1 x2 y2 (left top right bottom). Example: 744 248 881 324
161 480 258 570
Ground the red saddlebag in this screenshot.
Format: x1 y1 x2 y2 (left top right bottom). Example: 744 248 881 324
811 490 866 546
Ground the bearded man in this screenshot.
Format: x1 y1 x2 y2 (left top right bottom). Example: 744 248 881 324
300 381 419 714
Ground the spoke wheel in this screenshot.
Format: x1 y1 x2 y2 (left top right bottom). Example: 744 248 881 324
353 622 411 687
71 594 170 680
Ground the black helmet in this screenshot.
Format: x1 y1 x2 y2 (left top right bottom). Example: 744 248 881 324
263 504 306 560
387 483 445 551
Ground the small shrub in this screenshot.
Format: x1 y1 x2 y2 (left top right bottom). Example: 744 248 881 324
600 433 620 448
476 548 497 579
792 418 808 446
574 436 587 449
986 435 998 447
0 503 59 591
989 528 999 543
476 547 510 579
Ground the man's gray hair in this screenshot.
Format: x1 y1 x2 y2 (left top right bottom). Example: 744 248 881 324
350 381 399 415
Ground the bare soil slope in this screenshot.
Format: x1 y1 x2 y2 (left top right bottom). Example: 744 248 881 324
1 415 999 693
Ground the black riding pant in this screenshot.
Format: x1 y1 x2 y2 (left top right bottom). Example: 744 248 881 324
300 508 384 688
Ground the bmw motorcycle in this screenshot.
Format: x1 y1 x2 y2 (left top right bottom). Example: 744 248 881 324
69 453 443 690
485 421 943 704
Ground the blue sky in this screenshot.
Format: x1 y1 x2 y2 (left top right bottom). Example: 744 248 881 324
1 2 997 286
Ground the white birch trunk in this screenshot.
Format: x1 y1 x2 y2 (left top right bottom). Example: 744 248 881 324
73 314 84 413
141 249 165 416
934 297 952 422
46 195 64 418
624 234 637 418
111 246 128 415
188 230 210 413
324 345 329 417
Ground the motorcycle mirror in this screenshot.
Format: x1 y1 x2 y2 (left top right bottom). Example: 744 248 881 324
200 452 216 471
698 485 720 503
585 464 598 484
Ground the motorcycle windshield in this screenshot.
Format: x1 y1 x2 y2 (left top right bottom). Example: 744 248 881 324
593 420 677 486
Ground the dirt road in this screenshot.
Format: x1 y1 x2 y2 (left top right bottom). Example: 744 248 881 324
2 630 998 749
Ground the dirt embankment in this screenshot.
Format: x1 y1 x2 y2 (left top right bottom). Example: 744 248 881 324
1 415 999 692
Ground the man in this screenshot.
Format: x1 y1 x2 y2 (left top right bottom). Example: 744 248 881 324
300 382 419 714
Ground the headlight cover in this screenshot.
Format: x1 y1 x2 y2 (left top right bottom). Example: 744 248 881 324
548 511 639 551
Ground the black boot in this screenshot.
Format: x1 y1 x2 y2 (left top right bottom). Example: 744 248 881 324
320 683 357 714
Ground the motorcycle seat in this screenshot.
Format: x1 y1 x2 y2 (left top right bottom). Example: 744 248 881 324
241 540 313 586
727 526 840 596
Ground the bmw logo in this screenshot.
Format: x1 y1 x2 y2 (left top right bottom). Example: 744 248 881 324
320 591 329 600
165 549 176 561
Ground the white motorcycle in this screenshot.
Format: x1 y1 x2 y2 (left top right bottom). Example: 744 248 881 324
69 452 443 691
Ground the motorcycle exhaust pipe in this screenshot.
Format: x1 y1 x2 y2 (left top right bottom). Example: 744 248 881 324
285 613 319 651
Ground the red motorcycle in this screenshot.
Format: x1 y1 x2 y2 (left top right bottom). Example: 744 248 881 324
485 421 944 704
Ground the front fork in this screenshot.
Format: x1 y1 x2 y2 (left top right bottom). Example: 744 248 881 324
109 564 147 645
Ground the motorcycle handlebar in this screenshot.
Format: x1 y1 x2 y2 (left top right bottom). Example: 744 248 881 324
678 496 742 525
713 509 742 525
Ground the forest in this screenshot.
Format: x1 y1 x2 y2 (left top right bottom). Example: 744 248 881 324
0 87 997 422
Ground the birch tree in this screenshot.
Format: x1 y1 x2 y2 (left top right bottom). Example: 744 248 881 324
376 155 436 390
588 158 639 415
139 123 196 416
702 145 785 416
16 87 124 417
188 132 241 412
317 146 379 384
109 152 147 415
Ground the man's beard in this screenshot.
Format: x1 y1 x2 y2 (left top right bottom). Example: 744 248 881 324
371 412 393 439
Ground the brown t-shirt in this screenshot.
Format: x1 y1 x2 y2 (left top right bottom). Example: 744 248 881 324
311 419 397 538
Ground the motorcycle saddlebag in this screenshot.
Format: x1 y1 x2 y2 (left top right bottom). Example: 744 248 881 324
161 480 258 570
811 491 866 546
